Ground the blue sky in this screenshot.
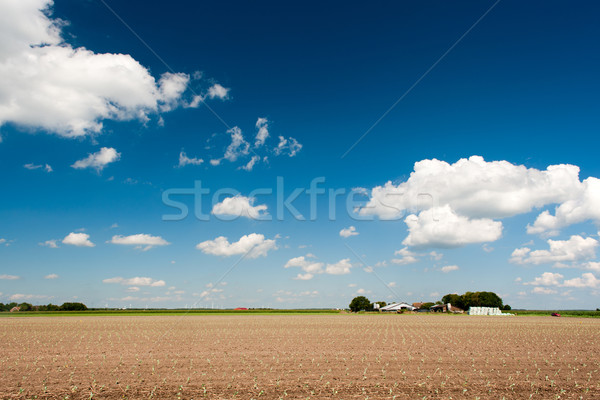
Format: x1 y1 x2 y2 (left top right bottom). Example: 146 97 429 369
1 0 600 309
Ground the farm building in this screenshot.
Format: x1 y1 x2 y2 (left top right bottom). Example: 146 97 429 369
380 302 416 312
430 303 465 313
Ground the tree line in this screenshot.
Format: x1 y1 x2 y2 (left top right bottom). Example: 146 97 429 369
0 302 88 312
442 292 511 310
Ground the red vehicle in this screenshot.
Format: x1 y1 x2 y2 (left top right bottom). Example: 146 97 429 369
551 312 561 317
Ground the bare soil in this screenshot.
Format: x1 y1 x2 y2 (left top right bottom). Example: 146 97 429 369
1 314 599 399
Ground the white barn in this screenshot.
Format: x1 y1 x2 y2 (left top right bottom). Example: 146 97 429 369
380 302 416 312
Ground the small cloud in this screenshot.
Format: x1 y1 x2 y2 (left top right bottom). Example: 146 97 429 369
39 239 59 248
177 151 203 167
339 226 359 238
532 287 557 295
240 155 261 171
62 232 95 247
207 83 230 100
212 195 268 219
0 274 20 280
103 277 166 287
71 147 121 172
441 265 459 273
24 163 53 172
196 233 277 259
388 282 397 287
109 234 170 251
254 118 269 148
348 283 358 288
482 244 494 253
429 251 443 261
44 274 59 279
274 136 302 157
9 294 50 301
110 223 119 229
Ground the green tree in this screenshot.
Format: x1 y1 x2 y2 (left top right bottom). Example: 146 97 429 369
420 302 435 310
60 302 88 311
349 296 372 312
441 294 464 309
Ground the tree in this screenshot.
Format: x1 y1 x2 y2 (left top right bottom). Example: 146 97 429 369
420 302 435 310
502 304 511 311
60 302 88 311
349 296 372 312
441 294 464 309
18 302 33 311
375 301 387 308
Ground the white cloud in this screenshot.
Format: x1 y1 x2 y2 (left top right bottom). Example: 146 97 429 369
339 226 359 238
348 283 358 288
211 195 268 219
563 273 600 288
274 136 302 157
391 247 418 265
285 256 324 277
0 1 190 137
510 235 598 265
209 159 221 166
177 151 203 167
532 287 557 295
39 239 59 248
430 251 443 260
126 286 140 292
0 274 20 280
44 273 58 279
482 244 494 253
402 205 503 248
294 273 314 280
324 259 353 275
284 256 352 278
240 155 261 171
388 282 397 287
528 178 600 234
196 233 277 259
358 156 581 221
109 234 170 251
103 277 166 287
255 118 269 147
9 294 50 301
441 265 459 273
24 163 52 172
525 272 564 286
224 127 250 162
71 147 120 172
207 83 229 100
62 232 94 247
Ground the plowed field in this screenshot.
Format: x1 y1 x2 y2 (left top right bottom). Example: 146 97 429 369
1 314 599 399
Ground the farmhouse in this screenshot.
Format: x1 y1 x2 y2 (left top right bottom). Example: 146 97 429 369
380 302 416 312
